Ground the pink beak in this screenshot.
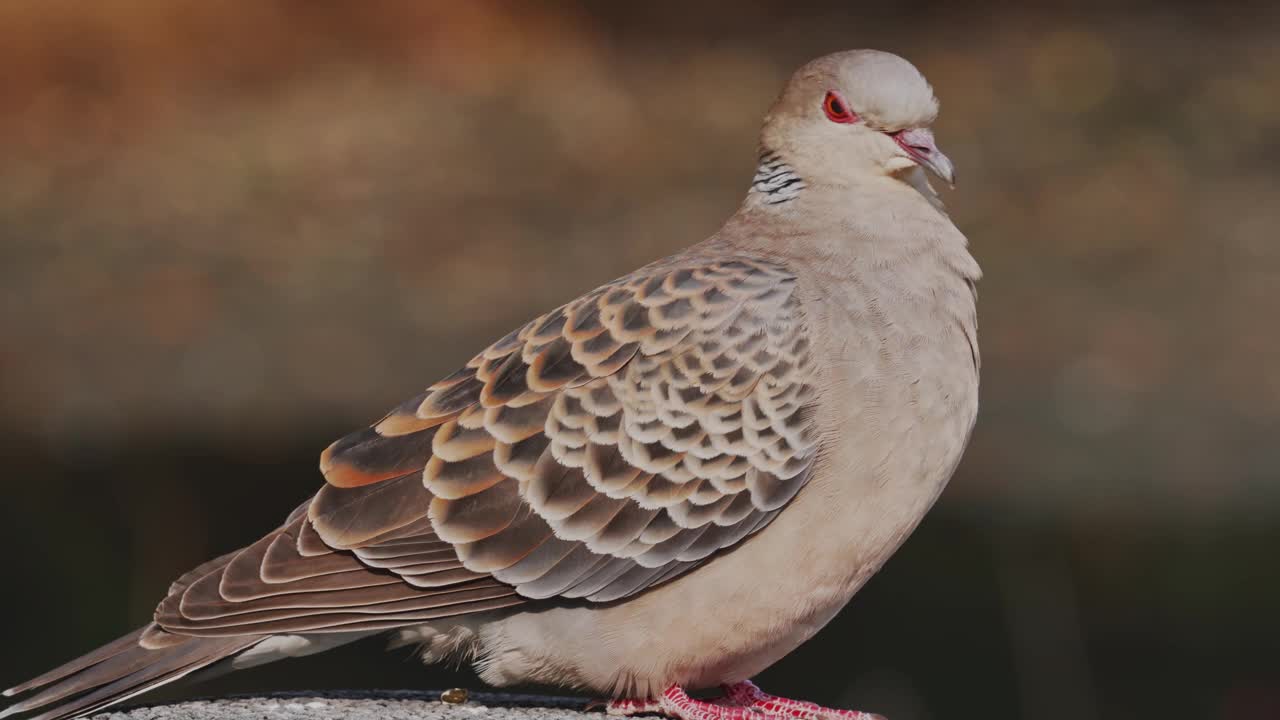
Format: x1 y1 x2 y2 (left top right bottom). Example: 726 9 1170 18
891 127 956 187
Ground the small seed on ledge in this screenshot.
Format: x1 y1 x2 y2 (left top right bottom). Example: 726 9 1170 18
441 688 469 704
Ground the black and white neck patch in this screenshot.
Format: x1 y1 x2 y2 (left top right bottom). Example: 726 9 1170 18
750 151 806 205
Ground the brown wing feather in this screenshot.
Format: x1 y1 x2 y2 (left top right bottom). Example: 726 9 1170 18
307 471 435 548
130 254 816 642
310 252 819 604
150 508 513 637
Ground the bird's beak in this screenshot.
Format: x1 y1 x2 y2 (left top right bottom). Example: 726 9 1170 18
891 127 956 188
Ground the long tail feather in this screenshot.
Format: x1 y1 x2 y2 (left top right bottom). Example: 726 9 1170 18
3 632 143 699
1 625 260 720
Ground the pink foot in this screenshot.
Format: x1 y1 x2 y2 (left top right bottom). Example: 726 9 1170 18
605 686 756 719
720 680 883 720
603 681 883 720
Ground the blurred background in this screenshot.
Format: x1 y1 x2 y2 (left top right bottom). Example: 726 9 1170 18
1 1 1277 719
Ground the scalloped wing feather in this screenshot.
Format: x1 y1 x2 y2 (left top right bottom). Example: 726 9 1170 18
316 253 820 602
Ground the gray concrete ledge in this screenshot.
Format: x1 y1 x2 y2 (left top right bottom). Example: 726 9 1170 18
92 691 598 720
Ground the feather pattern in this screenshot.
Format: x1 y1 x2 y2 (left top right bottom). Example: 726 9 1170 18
312 253 819 602
15 253 817 648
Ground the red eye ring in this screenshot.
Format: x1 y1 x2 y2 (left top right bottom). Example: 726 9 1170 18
823 91 858 124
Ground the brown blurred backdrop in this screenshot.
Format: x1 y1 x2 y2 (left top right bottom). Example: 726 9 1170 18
2 2 1278 719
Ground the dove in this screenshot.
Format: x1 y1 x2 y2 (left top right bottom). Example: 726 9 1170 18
3 49 979 720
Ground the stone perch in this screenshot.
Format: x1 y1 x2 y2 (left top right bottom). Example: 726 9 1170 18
90 691 596 720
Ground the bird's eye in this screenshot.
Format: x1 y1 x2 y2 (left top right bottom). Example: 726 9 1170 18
823 91 857 124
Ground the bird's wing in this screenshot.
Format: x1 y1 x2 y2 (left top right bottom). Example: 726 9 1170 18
154 252 820 636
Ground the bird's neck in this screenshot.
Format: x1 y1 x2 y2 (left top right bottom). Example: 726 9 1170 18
746 150 807 207
724 169 980 298
742 146 947 221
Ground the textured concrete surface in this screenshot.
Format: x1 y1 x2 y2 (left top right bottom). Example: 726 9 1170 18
91 691 601 720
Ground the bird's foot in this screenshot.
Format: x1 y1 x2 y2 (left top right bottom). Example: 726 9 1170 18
603 681 883 720
603 686 754 720
719 680 884 720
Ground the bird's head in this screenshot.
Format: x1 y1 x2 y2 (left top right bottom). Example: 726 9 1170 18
760 50 954 191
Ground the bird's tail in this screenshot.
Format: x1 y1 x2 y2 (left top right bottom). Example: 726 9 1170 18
1 624 260 720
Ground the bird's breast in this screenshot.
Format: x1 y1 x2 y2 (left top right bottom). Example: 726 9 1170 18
799 261 979 578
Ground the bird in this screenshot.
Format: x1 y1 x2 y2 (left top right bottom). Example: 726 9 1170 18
3 49 979 720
